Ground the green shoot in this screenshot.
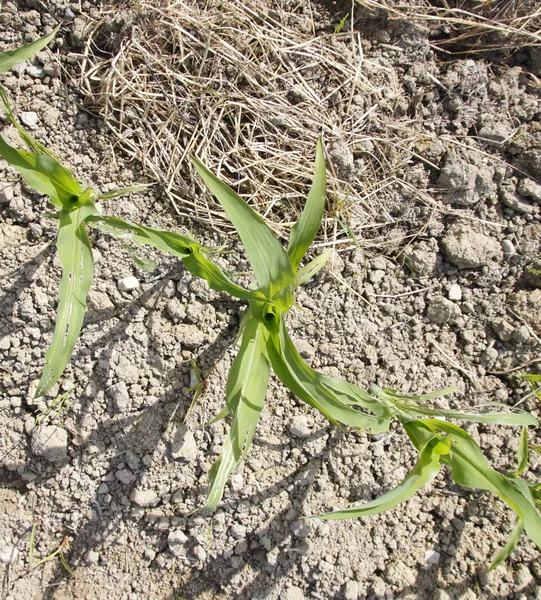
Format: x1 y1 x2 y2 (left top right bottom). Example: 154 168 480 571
334 13 350 34
0 26 60 74
34 387 74 426
28 521 73 576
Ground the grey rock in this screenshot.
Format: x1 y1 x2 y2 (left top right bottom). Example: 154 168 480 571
170 425 198 461
447 284 462 301
64 8 75 19
289 415 312 438
280 586 305 600
0 186 14 203
402 245 437 276
165 298 186 322
107 381 130 412
517 178 541 203
20 111 39 128
229 523 247 539
437 151 494 206
31 425 68 463
513 325 531 344
499 188 535 214
294 339 315 359
501 239 516 255
115 468 134 485
0 545 19 565
168 530 189 557
26 64 44 78
118 276 139 292
130 488 160 507
97 483 109 494
492 318 515 342
0 335 11 350
427 297 462 324
442 225 502 269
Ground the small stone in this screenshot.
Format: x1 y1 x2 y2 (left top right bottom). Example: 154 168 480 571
294 339 315 359
26 64 44 78
513 325 531 343
106 381 130 412
384 560 416 587
499 188 535 214
170 426 198 462
31 425 68 463
517 178 541 203
492 318 515 342
115 468 134 485
20 111 39 128
0 335 11 351
229 524 247 539
280 586 305 600
289 415 312 438
424 550 441 565
442 225 502 269
448 284 462 301
427 297 462 324
291 519 312 538
343 580 362 600
401 245 437 276
165 298 186 322
502 240 516 255
0 545 19 565
368 269 385 284
97 483 109 494
0 186 14 203
87 290 114 310
64 8 75 19
130 488 160 507
168 530 189 557
84 550 100 565
118 276 140 292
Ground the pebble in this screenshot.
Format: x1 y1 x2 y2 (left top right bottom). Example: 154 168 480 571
0 545 19 565
0 335 11 350
289 415 312 438
130 488 160 507
64 7 76 19
442 225 502 268
31 425 68 463
115 468 134 485
501 239 516 255
447 284 462 301
280 586 305 600
26 64 44 78
84 550 100 565
118 276 140 292
170 426 198 461
0 186 14 203
427 297 462 324
106 381 131 412
168 530 188 557
20 111 39 128
424 550 441 565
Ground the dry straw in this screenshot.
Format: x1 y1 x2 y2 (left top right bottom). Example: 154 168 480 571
79 0 431 251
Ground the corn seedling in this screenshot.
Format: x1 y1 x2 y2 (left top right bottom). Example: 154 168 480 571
29 521 73 576
2 36 541 569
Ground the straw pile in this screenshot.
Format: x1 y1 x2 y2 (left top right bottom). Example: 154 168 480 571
79 0 431 251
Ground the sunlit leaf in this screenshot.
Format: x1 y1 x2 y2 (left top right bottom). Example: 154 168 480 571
204 317 270 510
315 433 451 519
516 427 529 476
0 25 59 73
288 137 326 271
489 520 524 571
35 205 97 397
293 249 332 288
192 156 294 296
264 316 390 432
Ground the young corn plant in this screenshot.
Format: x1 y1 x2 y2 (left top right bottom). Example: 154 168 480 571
2 35 541 569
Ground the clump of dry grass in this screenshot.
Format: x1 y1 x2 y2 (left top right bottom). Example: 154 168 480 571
356 0 541 55
79 0 432 252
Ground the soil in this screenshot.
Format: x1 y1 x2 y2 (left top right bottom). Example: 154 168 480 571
1 1 541 599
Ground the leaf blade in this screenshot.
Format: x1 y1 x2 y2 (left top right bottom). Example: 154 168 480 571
0 26 60 74
36 207 95 397
288 138 326 271
204 318 270 510
191 156 294 296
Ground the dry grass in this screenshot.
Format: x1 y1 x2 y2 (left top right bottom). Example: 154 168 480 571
356 0 541 54
79 0 434 252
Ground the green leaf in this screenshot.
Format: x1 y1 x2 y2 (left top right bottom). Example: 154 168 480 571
397 404 538 427
87 214 260 301
293 249 332 288
315 433 450 519
288 137 327 271
488 520 524 571
97 183 152 200
0 25 60 73
408 419 541 552
204 317 270 510
0 134 91 208
264 316 390 432
35 205 97 397
516 427 529 476
191 156 294 297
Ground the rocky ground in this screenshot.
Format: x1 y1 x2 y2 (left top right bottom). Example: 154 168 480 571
1 1 541 599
